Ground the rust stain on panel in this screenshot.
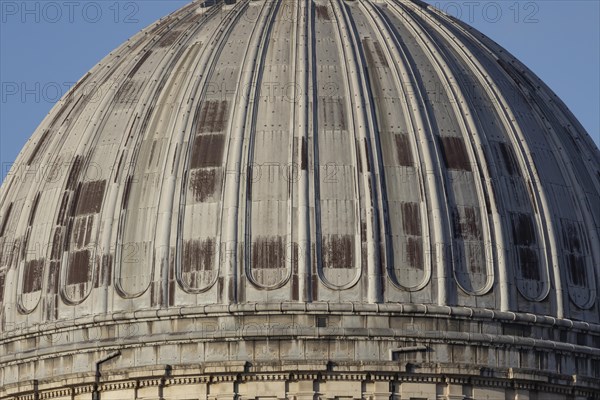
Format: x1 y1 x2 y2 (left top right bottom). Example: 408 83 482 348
465 242 484 275
150 281 158 307
114 151 125 183
85 216 93 247
517 247 540 280
168 279 175 307
4 238 19 268
315 5 330 21
322 234 354 269
72 215 94 248
228 279 235 303
23 259 44 293
364 140 371 173
121 176 133 209
562 219 583 253
104 253 113 285
561 219 588 286
0 272 5 303
189 168 220 203
301 137 308 171
116 80 142 104
360 221 367 243
511 213 536 246
47 261 60 292
67 250 91 285
217 276 224 302
497 142 520 177
362 38 389 68
21 229 33 260
321 99 347 131
0 203 13 237
68 72 91 97
45 260 61 320
373 41 389 67
453 206 482 240
406 237 423 270
291 274 298 301
182 239 215 273
27 130 50 166
75 180 107 216
252 237 285 269
128 50 153 78
527 181 538 213
50 227 63 261
56 193 70 225
158 29 182 48
196 100 229 134
66 156 83 190
48 97 71 128
28 193 41 226
190 134 225 169
148 140 158 168
94 254 113 288
171 144 179 174
394 134 414 167
64 217 74 252
73 217 85 248
439 136 472 171
363 38 376 70
401 202 421 236
356 141 363 173
566 253 586 286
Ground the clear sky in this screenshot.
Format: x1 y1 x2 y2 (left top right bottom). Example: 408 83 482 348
1 0 599 181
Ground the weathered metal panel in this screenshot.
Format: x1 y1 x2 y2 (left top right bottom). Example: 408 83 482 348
561 218 595 309
74 180 106 216
313 3 361 290
181 239 216 290
22 259 44 294
244 6 294 291
384 4 498 299
176 10 253 295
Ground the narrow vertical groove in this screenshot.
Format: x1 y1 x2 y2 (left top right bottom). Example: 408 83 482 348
294 0 312 301
310 0 322 301
329 0 381 303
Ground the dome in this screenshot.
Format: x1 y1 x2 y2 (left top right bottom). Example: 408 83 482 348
1 0 599 397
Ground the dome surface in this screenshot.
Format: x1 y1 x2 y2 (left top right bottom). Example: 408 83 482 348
1 0 600 398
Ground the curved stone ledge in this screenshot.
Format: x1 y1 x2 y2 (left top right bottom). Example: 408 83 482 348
2 362 599 399
2 303 599 343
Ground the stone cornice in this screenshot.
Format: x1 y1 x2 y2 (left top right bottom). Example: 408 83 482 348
2 303 598 344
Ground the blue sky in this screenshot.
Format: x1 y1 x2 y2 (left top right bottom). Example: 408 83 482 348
1 0 599 181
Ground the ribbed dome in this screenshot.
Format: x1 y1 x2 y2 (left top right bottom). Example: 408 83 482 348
1 0 600 396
